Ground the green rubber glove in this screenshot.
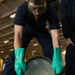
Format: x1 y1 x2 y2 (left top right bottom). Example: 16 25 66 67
14 48 26 75
52 48 63 74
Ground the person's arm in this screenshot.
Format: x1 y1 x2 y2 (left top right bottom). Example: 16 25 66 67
13 3 27 75
47 4 60 47
13 3 26 49
60 0 71 39
60 0 75 46
47 5 63 74
14 25 23 49
51 29 63 74
51 30 63 74
51 29 59 48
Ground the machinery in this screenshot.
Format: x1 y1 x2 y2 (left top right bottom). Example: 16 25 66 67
25 56 56 75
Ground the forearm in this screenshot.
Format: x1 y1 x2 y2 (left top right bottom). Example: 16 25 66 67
14 25 23 50
14 34 22 49
51 29 59 48
52 37 59 48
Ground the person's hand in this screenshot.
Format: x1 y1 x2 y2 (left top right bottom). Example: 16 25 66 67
15 59 26 75
66 38 75 47
14 48 26 75
52 48 63 74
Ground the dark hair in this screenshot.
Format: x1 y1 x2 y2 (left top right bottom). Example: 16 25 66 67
29 0 46 4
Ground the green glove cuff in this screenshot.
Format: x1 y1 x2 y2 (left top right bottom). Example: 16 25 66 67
53 48 61 52
15 48 25 53
15 48 25 59
53 48 62 59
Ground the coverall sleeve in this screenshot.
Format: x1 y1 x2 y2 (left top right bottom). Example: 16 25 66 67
47 5 60 30
60 0 71 39
13 3 26 27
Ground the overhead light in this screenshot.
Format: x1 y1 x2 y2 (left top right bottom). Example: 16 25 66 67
0 51 4 53
5 57 7 59
10 13 16 18
62 50 66 55
32 50 36 52
32 50 36 55
4 40 9 44
60 25 62 27
10 49 13 51
4 55 9 59
24 59 26 62
33 43 38 46
6 55 9 57
60 46 62 48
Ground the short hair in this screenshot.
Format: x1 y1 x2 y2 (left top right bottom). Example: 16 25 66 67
28 0 46 4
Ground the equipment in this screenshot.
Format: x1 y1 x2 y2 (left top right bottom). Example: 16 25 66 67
25 56 56 75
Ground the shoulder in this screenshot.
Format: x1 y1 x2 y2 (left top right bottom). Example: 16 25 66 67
16 2 28 13
46 4 55 13
19 2 28 8
60 0 69 4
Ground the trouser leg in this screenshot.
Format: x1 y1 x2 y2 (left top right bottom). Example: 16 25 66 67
2 51 17 75
35 30 62 75
65 44 75 75
35 30 53 61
